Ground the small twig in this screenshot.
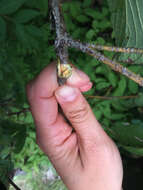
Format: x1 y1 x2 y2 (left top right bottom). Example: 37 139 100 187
89 44 143 54
65 37 143 86
84 95 138 100
8 177 21 190
49 0 69 85
0 98 14 107
7 108 30 116
49 0 143 87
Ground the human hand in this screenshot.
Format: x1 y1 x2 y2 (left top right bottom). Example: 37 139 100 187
26 63 123 190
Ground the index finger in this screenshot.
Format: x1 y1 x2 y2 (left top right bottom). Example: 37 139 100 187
26 62 58 126
26 62 92 156
26 62 92 126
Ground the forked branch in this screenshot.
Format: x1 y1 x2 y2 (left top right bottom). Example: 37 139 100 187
49 0 143 86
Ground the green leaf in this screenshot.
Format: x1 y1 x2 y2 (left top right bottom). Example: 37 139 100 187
110 113 125 120
64 14 76 32
0 147 11 159
107 71 117 87
98 20 111 30
0 17 6 42
95 65 108 75
95 78 106 83
128 79 138 94
36 0 48 16
92 20 100 30
0 159 13 186
96 82 110 90
15 24 29 47
85 8 101 19
107 0 126 46
76 15 90 23
102 104 111 119
0 70 3 81
72 28 83 38
24 0 48 15
125 0 143 48
25 25 43 38
111 100 128 111
93 108 102 120
113 76 126 96
0 0 26 15
96 37 105 45
86 29 95 40
128 65 143 74
135 93 143 106
62 2 69 12
83 0 93 7
123 146 143 156
107 0 143 64
110 122 143 147
69 2 81 18
13 9 40 23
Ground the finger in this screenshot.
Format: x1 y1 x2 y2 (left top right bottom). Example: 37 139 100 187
26 63 79 164
67 68 92 92
55 85 103 137
26 62 94 162
26 63 58 126
26 63 84 180
26 63 92 126
55 85 110 159
26 62 92 153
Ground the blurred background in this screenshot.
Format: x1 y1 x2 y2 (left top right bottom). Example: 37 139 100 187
0 0 143 189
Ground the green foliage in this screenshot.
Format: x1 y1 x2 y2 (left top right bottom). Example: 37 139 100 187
62 0 111 40
107 0 125 46
0 0 54 186
1 0 143 189
0 159 13 187
0 17 6 42
110 121 143 147
107 0 143 63
0 0 26 14
13 9 41 23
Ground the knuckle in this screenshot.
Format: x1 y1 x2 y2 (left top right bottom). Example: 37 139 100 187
68 104 89 124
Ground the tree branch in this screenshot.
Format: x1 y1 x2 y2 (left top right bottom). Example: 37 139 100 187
89 44 143 54
7 108 30 116
8 177 21 190
49 0 70 85
49 0 143 87
85 95 138 100
65 37 143 86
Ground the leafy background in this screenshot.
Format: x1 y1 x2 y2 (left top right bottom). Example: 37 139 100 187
0 0 143 189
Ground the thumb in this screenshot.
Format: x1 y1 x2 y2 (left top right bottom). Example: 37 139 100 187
55 85 107 143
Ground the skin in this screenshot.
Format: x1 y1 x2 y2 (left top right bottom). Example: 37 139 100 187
26 62 123 190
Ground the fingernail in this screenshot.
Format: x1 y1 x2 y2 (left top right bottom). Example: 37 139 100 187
55 86 77 102
67 68 89 84
79 82 93 92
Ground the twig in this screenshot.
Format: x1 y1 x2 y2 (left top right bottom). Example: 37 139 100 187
65 37 143 86
0 98 14 107
50 0 143 86
7 108 30 116
84 95 138 100
49 0 70 85
89 44 143 54
8 177 21 190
